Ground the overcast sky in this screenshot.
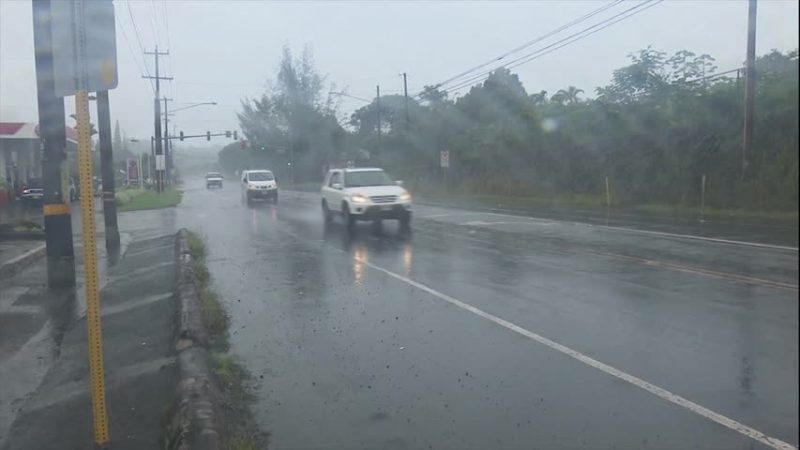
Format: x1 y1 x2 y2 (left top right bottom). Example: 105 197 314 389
1 0 798 147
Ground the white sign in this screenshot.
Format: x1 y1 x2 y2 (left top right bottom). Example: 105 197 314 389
440 150 450 168
50 0 118 97
155 155 166 171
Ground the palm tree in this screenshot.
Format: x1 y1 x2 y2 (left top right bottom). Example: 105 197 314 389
553 86 584 105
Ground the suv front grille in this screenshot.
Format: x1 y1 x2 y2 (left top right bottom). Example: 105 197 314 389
370 195 397 204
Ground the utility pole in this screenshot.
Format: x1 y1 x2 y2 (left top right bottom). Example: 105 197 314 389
742 0 757 180
96 91 120 251
402 73 410 129
32 0 75 288
162 97 172 185
376 85 381 152
143 46 171 192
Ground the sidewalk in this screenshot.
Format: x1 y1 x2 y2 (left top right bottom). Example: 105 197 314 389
0 232 179 450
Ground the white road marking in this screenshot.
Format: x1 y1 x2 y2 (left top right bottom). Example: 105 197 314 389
460 220 553 227
356 256 798 450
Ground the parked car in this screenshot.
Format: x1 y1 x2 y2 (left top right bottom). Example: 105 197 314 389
321 167 411 228
241 169 278 204
205 172 224 189
20 187 44 206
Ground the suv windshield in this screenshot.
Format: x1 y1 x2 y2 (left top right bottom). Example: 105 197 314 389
248 172 274 181
345 170 393 187
206 173 222 178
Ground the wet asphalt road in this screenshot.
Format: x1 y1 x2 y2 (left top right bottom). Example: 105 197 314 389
176 180 798 450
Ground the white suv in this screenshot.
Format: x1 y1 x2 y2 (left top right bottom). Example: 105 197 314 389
241 169 278 204
321 167 412 228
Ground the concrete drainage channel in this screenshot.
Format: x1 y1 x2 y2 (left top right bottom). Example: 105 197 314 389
167 229 223 450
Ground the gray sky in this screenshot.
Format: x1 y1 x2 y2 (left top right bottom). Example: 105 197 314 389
1 0 798 147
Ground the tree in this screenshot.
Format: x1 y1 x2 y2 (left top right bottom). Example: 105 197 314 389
236 45 346 181
552 86 583 105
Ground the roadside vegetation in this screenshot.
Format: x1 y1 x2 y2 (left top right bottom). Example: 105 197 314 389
185 231 266 450
219 46 797 218
116 187 182 212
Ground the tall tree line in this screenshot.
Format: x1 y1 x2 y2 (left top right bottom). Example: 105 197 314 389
230 47 798 211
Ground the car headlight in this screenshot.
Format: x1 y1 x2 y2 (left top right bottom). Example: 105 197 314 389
247 185 258 190
399 192 412 202
350 193 368 204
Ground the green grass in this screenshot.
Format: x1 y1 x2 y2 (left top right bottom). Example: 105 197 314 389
416 187 799 223
417 189 604 210
117 188 182 212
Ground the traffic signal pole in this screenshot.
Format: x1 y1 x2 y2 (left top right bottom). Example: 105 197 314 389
32 0 75 289
96 91 120 251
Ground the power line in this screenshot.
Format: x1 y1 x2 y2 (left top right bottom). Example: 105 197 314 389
125 1 155 92
443 0 663 95
163 0 173 100
434 0 625 90
150 0 161 48
118 16 155 94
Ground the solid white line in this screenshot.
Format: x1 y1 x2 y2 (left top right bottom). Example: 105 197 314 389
1 243 46 267
357 257 798 450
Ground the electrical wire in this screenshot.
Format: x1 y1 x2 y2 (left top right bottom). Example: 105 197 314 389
433 0 625 90
124 1 156 93
443 0 663 95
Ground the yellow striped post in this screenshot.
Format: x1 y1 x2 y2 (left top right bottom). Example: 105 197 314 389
75 90 110 447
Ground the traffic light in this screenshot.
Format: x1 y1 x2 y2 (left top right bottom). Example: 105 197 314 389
225 130 231 138
233 131 238 140
206 131 211 141
179 131 184 141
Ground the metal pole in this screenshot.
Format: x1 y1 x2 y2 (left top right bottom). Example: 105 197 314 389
605 176 611 208
32 0 75 288
75 90 111 449
403 72 410 128
96 91 120 251
139 153 143 189
376 85 381 152
163 97 170 185
742 0 757 179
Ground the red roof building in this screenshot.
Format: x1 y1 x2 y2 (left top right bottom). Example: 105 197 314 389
0 121 78 192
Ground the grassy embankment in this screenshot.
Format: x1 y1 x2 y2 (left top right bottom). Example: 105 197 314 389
186 231 265 450
116 187 182 212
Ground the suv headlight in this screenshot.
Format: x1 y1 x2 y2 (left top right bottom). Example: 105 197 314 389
399 192 411 202
350 193 368 204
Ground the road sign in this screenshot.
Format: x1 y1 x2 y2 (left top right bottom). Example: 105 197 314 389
440 150 450 168
126 158 140 185
156 155 166 171
50 0 118 97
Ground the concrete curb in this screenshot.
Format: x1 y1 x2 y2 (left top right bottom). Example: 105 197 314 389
0 243 46 279
166 229 223 450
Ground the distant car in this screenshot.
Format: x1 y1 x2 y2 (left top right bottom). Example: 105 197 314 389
321 167 411 228
20 187 44 206
241 169 278 204
205 172 224 189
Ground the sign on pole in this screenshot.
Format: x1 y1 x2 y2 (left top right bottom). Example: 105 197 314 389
440 150 450 168
48 1 117 446
155 154 166 171
50 0 118 97
126 158 140 186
